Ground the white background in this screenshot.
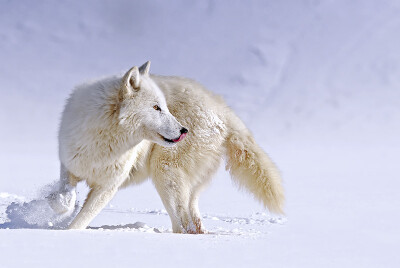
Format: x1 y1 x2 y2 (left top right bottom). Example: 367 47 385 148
0 0 399 267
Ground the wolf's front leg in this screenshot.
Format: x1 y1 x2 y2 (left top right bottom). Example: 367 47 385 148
68 184 118 229
47 165 77 215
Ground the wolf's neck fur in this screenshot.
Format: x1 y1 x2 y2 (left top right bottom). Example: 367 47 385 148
90 77 143 163
66 75 140 166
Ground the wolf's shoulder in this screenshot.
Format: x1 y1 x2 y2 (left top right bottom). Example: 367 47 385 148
71 75 121 98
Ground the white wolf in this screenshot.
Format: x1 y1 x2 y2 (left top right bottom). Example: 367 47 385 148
48 61 284 233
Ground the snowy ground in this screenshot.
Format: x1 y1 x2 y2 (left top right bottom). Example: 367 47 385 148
1 0 400 267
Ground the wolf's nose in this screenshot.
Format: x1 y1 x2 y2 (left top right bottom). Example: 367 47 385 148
180 127 188 134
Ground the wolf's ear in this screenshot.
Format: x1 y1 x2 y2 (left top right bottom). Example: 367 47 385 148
121 66 140 98
139 61 151 75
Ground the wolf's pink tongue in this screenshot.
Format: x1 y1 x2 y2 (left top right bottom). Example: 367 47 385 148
173 132 187 142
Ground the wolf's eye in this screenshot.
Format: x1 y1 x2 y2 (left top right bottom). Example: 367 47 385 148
153 105 161 111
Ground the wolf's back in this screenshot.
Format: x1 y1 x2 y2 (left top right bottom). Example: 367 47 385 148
224 113 285 214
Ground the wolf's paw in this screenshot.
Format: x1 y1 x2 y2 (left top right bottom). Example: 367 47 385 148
185 228 207 234
182 219 206 234
46 190 76 215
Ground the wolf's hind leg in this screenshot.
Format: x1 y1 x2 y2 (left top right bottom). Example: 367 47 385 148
188 184 207 234
188 162 220 234
151 170 194 233
151 147 222 234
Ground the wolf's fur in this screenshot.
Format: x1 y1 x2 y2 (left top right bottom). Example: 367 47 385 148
54 62 284 233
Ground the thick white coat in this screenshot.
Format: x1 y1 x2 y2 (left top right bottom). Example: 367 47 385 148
55 62 285 233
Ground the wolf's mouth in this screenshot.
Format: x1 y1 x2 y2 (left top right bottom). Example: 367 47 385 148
161 132 187 143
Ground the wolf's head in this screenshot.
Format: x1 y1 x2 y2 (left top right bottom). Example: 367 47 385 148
118 61 188 147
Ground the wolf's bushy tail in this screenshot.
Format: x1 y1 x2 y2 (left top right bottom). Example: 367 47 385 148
224 116 284 214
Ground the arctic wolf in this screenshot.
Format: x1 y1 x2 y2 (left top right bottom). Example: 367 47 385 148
49 61 284 233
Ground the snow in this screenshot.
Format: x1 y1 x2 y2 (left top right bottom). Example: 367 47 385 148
1 0 400 267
